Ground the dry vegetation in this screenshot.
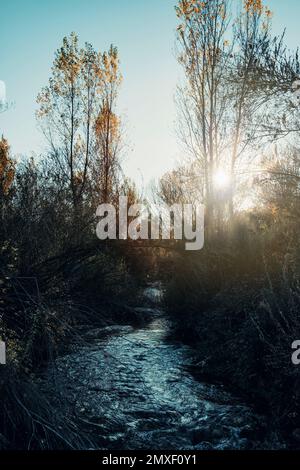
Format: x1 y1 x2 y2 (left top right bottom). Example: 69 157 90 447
1 0 300 449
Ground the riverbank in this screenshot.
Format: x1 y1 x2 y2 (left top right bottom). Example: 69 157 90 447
164 273 299 449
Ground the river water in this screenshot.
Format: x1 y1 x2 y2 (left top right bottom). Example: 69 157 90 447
45 286 276 450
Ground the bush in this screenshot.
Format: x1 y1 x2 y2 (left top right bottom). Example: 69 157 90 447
164 220 300 444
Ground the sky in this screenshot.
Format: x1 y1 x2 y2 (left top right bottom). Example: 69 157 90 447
1 0 300 189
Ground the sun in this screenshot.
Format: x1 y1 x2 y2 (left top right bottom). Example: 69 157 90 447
213 169 230 190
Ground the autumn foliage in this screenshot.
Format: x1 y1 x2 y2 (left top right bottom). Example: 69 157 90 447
0 137 14 196
37 34 122 209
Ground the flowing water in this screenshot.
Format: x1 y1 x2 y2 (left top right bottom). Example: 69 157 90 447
45 286 272 450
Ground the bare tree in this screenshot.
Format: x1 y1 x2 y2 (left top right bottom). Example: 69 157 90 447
175 0 300 226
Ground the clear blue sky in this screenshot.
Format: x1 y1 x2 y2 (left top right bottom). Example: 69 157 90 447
0 0 299 188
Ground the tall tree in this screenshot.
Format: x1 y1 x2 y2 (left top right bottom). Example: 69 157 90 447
94 46 122 204
176 0 232 226
175 0 292 225
0 137 15 240
37 33 122 210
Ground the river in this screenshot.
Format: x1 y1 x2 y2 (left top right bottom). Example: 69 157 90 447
44 285 276 450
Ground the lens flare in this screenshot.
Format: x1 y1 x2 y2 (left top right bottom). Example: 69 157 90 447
213 169 230 189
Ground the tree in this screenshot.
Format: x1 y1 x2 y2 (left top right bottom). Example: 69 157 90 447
37 34 122 211
175 0 297 225
0 137 14 196
93 46 122 204
0 137 15 236
176 0 232 226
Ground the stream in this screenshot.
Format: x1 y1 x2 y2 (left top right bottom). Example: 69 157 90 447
44 285 275 450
